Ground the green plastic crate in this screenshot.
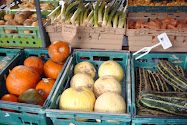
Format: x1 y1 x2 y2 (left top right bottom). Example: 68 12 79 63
131 52 187 125
0 11 51 48
0 48 70 125
45 49 131 125
0 48 21 73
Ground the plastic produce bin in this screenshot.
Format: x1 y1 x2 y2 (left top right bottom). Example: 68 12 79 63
131 52 187 125
0 48 70 125
45 49 131 125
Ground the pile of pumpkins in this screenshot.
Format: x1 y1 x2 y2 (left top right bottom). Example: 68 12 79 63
59 60 126 122
1 41 70 109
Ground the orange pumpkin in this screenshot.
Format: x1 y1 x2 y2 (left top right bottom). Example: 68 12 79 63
35 78 55 100
48 41 70 63
24 56 44 75
44 59 64 79
1 94 18 112
6 65 40 96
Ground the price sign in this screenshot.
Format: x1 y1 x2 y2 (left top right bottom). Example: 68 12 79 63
62 24 77 44
157 33 172 49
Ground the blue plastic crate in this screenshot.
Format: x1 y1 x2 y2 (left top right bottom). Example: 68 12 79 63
45 49 131 125
131 52 187 125
0 48 70 125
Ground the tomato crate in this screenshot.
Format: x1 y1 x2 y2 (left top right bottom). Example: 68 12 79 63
0 48 70 125
0 10 51 48
45 49 131 125
131 52 187 125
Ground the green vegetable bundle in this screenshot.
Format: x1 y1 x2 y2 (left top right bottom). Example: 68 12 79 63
48 0 127 28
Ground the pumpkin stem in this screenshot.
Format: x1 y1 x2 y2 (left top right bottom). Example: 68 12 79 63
59 47 64 53
39 90 44 96
42 78 50 83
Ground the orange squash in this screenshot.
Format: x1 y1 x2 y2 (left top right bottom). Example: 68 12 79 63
1 94 18 112
6 65 40 96
48 41 70 63
44 59 64 79
24 56 44 75
35 78 55 100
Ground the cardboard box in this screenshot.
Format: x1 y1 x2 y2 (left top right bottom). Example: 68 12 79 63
46 24 126 50
127 12 187 52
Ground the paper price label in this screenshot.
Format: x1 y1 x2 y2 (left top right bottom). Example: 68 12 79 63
157 33 172 50
62 24 77 44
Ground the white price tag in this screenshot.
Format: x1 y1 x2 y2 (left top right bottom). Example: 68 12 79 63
157 33 172 49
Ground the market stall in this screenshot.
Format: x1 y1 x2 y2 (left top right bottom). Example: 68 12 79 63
0 0 186 125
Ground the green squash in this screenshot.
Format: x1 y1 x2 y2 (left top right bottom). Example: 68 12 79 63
18 89 45 106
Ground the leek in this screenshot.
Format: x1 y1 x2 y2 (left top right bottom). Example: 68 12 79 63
65 1 79 16
118 5 127 28
70 0 84 24
98 0 105 25
93 0 101 27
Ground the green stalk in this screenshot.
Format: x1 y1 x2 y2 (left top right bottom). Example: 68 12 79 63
65 13 73 24
102 0 115 27
83 4 91 24
113 1 125 28
80 11 84 26
54 9 61 23
107 2 120 27
93 0 101 27
60 1 69 22
84 10 94 25
118 6 127 28
98 0 105 25
87 17 93 27
47 6 61 20
70 0 84 24
75 14 80 27
65 1 80 16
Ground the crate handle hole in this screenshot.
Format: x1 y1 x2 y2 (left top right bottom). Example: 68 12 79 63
93 56 109 61
148 33 153 34
20 41 22 44
26 41 29 44
11 35 14 38
29 54 38 57
5 35 8 38
18 36 21 38
32 36 35 39
13 41 16 43
32 123 38 125
0 53 6 56
151 58 168 63
24 122 30 124
113 58 123 61
7 41 9 43
171 59 182 63
137 59 147 62
25 36 28 39
0 41 3 43
33 42 36 44
80 57 90 60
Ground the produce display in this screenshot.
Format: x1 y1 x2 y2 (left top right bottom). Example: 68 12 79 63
1 41 70 106
0 10 47 34
128 18 187 30
10 0 55 10
136 60 187 116
129 0 187 6
59 60 126 121
48 0 127 28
